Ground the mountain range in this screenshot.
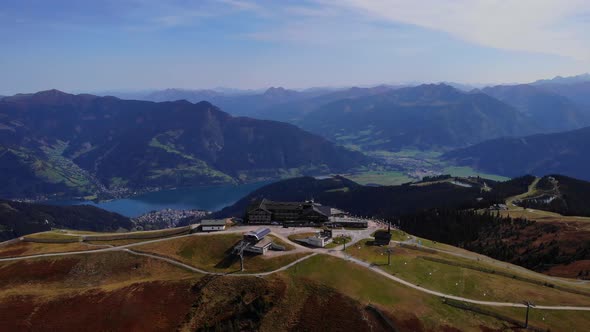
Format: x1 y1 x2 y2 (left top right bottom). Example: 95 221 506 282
299 84 536 150
103 85 405 123
245 85 401 123
121 84 534 151
442 77 590 180
531 73 590 106
96 79 590 155
134 87 332 117
444 126 590 180
481 84 590 132
150 83 588 153
5 73 590 199
535 82 590 107
0 90 366 199
142 88 223 103
532 73 590 86
0 199 132 241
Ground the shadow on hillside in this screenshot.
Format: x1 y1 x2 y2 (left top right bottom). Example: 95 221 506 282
371 262 392 267
214 241 242 271
366 240 393 247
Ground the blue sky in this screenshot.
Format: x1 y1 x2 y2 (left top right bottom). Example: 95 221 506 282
1 0 590 94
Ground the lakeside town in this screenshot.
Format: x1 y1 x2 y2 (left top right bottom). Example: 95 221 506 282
132 208 209 230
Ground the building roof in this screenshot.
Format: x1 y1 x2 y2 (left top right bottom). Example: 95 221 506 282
245 227 271 240
248 199 304 212
201 219 226 226
253 237 273 248
330 208 348 215
300 204 332 218
249 199 333 218
316 205 332 217
261 199 302 211
328 217 368 224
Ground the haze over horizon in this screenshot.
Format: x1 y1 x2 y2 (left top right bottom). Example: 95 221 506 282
3 0 590 95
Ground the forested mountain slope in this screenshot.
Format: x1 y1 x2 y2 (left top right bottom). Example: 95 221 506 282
444 126 590 180
0 199 131 241
0 90 366 199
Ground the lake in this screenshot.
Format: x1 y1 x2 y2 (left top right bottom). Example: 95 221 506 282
48 181 272 218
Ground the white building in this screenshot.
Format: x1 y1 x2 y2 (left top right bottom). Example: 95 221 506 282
244 237 273 254
306 235 331 248
201 219 226 232
297 229 333 248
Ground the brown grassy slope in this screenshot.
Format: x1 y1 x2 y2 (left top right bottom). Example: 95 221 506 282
0 252 197 332
1 247 590 331
0 281 192 332
470 213 590 278
134 234 309 273
0 241 106 258
0 249 502 332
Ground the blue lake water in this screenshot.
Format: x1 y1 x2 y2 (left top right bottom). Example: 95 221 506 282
48 181 272 218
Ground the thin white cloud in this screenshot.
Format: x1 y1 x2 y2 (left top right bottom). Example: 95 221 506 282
325 0 590 60
152 11 211 27
146 0 267 28
243 18 409 45
217 0 272 17
240 2 411 45
283 5 339 18
217 0 261 11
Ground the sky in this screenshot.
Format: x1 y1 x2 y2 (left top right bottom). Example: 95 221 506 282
2 0 590 94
